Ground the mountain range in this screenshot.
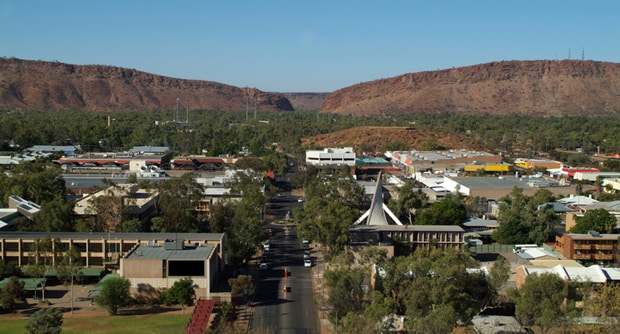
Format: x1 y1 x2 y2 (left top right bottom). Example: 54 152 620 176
2 58 620 116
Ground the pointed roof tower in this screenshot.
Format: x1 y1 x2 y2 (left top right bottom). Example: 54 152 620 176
353 172 404 226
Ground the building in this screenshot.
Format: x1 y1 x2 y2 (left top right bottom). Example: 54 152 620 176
440 175 575 199
389 150 501 176
516 264 620 288
27 145 81 156
349 174 464 250
0 232 225 296
305 147 356 167
514 158 562 170
120 239 219 296
73 184 159 229
555 231 619 266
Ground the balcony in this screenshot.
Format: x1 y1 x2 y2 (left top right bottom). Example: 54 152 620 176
573 253 591 260
573 244 592 250
593 253 614 260
593 244 614 251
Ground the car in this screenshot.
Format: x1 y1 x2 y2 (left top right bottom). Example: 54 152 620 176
304 251 311 259
260 262 269 270
297 197 304 203
304 259 312 267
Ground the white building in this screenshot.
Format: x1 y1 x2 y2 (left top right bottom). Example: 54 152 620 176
305 147 356 167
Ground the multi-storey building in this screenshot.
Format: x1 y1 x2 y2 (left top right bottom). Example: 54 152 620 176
555 231 618 266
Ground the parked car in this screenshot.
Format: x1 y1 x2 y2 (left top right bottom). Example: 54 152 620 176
260 262 269 270
304 251 311 259
304 259 312 267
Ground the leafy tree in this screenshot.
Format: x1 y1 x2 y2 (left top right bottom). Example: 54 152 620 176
569 208 617 234
414 194 466 225
0 276 26 311
507 273 577 334
95 276 132 315
36 198 75 232
24 236 61 301
586 283 620 328
121 218 143 233
387 182 428 224
493 187 559 244
25 307 63 334
0 260 20 280
162 277 196 312
154 173 204 232
228 274 255 303
56 244 83 313
487 255 511 306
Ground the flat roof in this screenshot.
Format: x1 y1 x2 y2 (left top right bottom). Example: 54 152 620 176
350 225 464 232
125 243 215 260
0 232 224 242
447 176 562 190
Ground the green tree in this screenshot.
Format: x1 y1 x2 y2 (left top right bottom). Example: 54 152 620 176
155 173 204 232
56 244 83 313
228 274 255 303
493 187 559 244
121 218 143 233
162 277 196 312
95 276 132 315
24 236 61 301
25 307 63 334
414 194 466 225
507 273 577 334
35 198 75 232
569 208 617 234
387 182 428 224
586 283 620 329
487 255 511 306
0 276 26 311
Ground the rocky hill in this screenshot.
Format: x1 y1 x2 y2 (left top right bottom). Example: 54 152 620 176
319 60 620 116
0 58 293 112
302 126 486 152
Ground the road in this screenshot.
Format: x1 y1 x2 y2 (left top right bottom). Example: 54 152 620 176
251 223 318 333
250 192 319 333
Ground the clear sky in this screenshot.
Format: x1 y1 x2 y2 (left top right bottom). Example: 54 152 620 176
2 1 619 92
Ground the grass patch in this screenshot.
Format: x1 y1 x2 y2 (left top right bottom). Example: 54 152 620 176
0 312 191 334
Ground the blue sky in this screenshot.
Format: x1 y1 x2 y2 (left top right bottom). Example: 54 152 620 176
2 1 619 92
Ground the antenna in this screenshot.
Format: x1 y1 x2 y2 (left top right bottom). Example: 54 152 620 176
245 87 249 123
253 88 257 119
175 97 179 122
582 47 584 61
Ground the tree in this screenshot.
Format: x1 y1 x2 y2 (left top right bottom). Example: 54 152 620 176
162 277 196 312
586 283 620 329
95 276 132 315
228 274 255 303
154 173 204 232
0 276 26 311
414 194 466 226
387 182 428 224
569 208 617 234
25 307 63 334
507 273 577 334
35 198 75 232
121 218 142 233
493 187 559 244
24 236 61 301
56 244 83 313
487 255 511 306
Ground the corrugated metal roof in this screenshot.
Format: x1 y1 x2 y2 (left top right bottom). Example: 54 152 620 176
125 243 215 260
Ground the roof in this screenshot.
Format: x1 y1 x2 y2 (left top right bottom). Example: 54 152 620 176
447 176 560 190
45 267 106 277
124 243 215 260
129 146 170 153
350 224 464 233
353 174 403 226
463 217 499 228
522 264 616 283
558 195 599 206
517 247 561 260
0 231 225 242
471 315 527 334
0 277 45 290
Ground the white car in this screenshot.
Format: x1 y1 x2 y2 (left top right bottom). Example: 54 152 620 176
304 251 311 259
304 259 312 267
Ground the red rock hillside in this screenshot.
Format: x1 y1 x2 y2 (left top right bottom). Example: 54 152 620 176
319 60 620 116
0 58 293 112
